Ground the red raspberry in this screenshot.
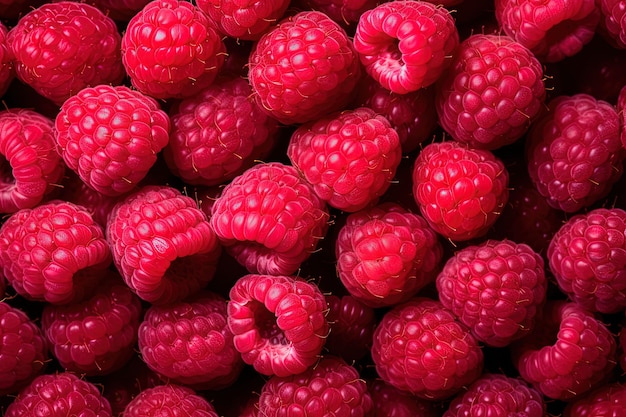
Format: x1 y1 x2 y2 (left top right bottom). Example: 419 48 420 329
368 379 441 417
0 302 47 396
412 141 510 241
526 94 625 213
0 22 14 98
336 203 443 307
287 107 402 212
0 109 65 214
248 11 361 125
437 239 548 347
106 185 221 305
139 291 243 390
121 0 226 100
6 1 124 105
210 162 329 276
436 34 546 150
324 294 376 362
123 384 218 417
371 297 484 400
257 356 373 417
0 201 112 305
5 372 113 417
227 274 329 377
511 300 617 400
295 0 379 30
353 1 459 94
164 77 278 186
548 208 626 314
495 0 600 62
443 373 546 417
597 0 626 48
563 382 626 417
41 274 142 376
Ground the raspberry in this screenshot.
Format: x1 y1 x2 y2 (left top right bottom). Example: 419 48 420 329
0 201 112 305
548 208 626 314
106 185 221 305
443 373 546 417
495 0 600 62
511 300 617 400
526 94 625 213
287 107 402 212
368 379 441 417
210 162 329 276
41 274 142 376
138 291 244 390
412 140 510 241
121 0 226 100
5 372 113 417
164 77 278 187
436 34 546 150
597 0 626 48
248 10 361 125
353 1 459 94
0 109 65 214
0 302 47 396
55 84 170 197
324 294 376 362
336 203 443 307
227 274 329 377
563 382 626 417
6 1 124 105
123 384 218 417
0 22 13 98
257 356 373 417
371 297 484 400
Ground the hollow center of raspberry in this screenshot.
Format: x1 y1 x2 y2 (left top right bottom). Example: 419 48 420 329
251 301 287 345
378 40 404 68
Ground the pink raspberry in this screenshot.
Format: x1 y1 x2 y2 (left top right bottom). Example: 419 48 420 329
353 1 459 94
443 373 546 417
511 300 617 400
6 1 124 105
412 140 510 241
563 382 626 417
336 203 443 307
121 0 226 100
495 0 600 62
295 0 379 29
257 356 373 417
106 185 221 305
368 379 441 417
0 109 65 214
287 107 402 212
436 34 546 150
0 22 14 98
372 297 484 400
597 0 626 48
41 274 142 376
210 162 329 276
164 77 278 186
0 302 47 396
324 294 376 362
248 10 361 125
139 291 244 390
526 94 625 213
0 201 112 305
5 372 113 417
227 274 329 377
123 384 218 417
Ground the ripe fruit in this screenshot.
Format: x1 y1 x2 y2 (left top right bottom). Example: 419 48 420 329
563 382 626 417
123 384 218 417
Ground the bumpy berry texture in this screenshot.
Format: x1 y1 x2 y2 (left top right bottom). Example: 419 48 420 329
0 22 13 98
4 372 113 417
372 297 484 400
336 203 443 307
412 141 509 241
121 0 226 99
563 382 626 417
0 302 47 396
436 34 546 150
443 373 546 417
287 108 402 212
495 0 600 62
123 384 218 417
368 379 440 417
227 274 329 377
296 0 379 29
324 294 376 362
353 1 459 94
526 94 625 213
597 0 626 48
139 291 243 390
164 77 278 186
248 11 361 125
106 185 221 305
210 162 329 276
511 300 617 400
257 356 373 417
0 201 112 305
6 1 124 105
